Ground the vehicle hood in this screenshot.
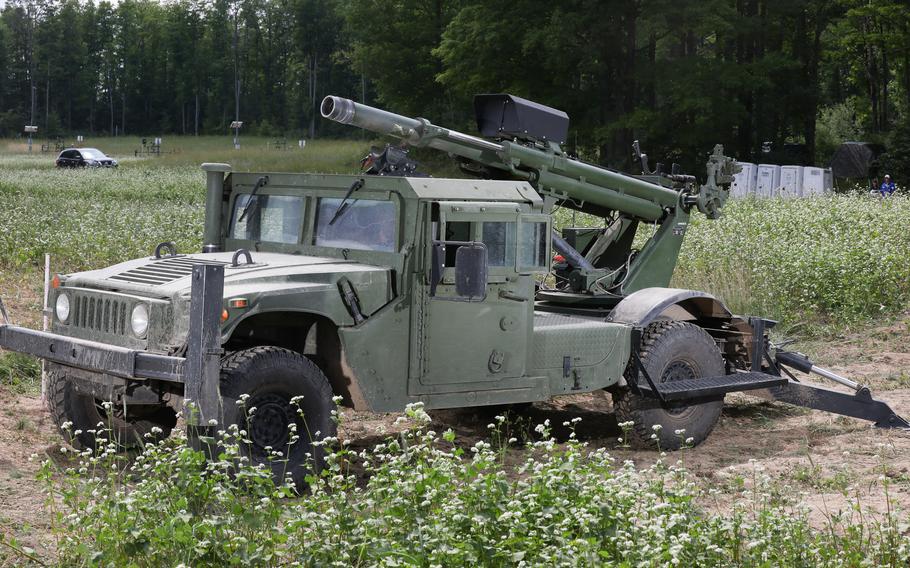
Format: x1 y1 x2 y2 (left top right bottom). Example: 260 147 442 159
62 251 392 317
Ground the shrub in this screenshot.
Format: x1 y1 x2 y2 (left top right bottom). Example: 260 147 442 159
35 405 910 567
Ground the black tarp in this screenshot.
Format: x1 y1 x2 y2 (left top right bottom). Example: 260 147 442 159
828 141 886 178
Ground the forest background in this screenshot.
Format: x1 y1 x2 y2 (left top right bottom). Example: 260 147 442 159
0 0 908 177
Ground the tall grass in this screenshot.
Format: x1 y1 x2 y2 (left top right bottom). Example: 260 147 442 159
676 195 910 327
0 352 41 393
555 195 910 328
0 138 372 272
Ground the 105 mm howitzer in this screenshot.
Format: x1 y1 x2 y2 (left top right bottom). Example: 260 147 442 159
322 94 735 296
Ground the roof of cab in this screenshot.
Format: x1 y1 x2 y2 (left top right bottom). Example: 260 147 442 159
405 177 541 203
226 171 543 204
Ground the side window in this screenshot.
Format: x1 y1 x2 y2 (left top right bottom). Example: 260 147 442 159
518 219 549 272
437 220 518 269
482 222 517 266
435 203 544 275
442 221 471 265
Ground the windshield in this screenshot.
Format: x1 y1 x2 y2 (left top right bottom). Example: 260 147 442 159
81 149 106 159
314 198 396 252
229 194 305 244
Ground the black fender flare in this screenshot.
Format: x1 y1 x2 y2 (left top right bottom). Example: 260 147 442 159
608 287 732 326
609 287 754 365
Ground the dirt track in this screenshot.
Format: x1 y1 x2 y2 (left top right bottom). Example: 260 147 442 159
2 304 910 561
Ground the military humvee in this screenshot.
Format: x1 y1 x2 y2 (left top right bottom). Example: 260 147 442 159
0 95 904 487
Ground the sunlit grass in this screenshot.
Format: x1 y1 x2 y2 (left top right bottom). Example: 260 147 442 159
0 135 368 173
555 195 910 329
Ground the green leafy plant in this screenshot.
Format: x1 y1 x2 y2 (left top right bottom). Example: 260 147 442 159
34 403 910 567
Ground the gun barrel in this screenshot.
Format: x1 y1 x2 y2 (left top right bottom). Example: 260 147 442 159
322 96 502 155
321 95 679 220
322 96 425 142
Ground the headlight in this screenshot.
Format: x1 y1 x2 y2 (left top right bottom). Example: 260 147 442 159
130 304 149 338
55 293 70 323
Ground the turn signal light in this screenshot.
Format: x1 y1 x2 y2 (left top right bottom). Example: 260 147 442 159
221 309 229 322
51 274 61 289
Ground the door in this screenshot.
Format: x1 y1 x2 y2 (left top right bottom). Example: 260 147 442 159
412 201 550 389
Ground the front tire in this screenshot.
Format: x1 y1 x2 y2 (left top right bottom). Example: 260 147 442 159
612 320 725 449
47 370 177 450
220 346 336 489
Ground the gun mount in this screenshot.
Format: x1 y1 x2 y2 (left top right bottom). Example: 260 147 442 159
322 95 738 296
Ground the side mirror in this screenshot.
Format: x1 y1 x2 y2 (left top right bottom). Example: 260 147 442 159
454 244 488 300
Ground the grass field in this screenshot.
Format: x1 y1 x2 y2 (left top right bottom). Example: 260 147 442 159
2 137 910 566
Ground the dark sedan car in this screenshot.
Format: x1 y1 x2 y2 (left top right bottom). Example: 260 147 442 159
55 148 119 168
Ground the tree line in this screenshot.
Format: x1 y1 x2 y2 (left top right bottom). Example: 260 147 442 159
0 0 908 175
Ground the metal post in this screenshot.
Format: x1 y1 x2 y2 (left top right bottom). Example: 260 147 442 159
41 254 50 403
184 264 225 458
201 163 231 250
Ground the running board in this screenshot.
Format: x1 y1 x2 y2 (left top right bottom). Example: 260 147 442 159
636 372 787 401
750 381 910 429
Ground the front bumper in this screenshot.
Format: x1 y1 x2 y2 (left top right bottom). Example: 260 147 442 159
0 324 185 382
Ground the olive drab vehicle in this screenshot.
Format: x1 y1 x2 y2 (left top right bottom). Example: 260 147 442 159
0 94 907 486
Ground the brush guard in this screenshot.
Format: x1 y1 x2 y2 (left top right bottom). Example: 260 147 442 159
0 265 227 455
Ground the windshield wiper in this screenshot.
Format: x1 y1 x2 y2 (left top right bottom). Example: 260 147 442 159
328 178 365 226
237 176 270 223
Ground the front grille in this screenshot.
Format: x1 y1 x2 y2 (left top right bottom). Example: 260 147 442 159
109 257 227 285
72 294 128 335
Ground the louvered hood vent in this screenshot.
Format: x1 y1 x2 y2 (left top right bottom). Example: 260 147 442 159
108 257 228 285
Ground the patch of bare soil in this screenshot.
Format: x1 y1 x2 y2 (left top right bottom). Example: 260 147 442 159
0 392 59 564
797 311 910 390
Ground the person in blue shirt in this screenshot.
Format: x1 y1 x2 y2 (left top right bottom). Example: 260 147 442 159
880 174 896 196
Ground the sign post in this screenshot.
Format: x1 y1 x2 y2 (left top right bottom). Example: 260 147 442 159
230 121 243 150
24 125 37 153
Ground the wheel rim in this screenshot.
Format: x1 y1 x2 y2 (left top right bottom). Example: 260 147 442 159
247 393 298 458
660 359 698 417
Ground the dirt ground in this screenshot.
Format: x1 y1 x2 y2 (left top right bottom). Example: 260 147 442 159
2 278 910 562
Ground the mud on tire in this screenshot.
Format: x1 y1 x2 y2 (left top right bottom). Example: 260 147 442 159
47 370 176 450
612 320 725 450
220 346 336 490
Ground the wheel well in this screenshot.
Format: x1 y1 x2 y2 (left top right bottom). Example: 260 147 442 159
224 312 363 408
652 298 753 368
611 288 754 369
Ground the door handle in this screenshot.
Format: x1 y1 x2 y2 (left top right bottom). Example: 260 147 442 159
498 290 528 302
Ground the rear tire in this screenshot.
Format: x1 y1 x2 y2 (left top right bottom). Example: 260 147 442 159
612 320 724 449
47 370 176 450
220 346 336 490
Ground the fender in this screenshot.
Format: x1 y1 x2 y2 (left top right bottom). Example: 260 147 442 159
608 287 734 326
609 287 755 365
